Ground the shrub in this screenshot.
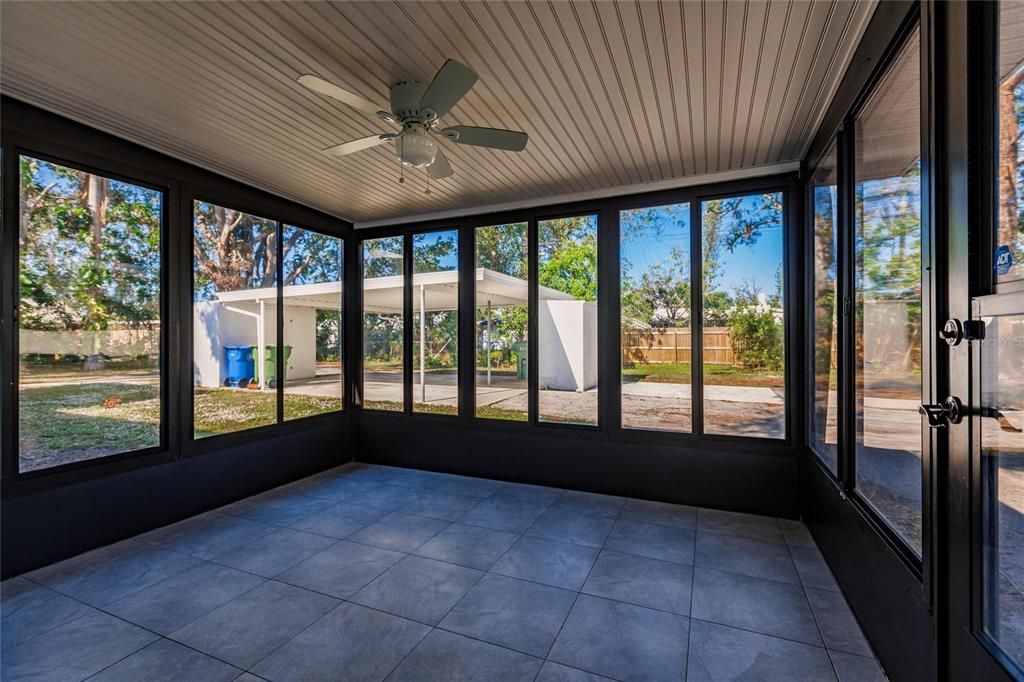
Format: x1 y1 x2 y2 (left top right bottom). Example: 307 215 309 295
729 308 783 371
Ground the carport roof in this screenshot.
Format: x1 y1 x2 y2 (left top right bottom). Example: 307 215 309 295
213 267 576 313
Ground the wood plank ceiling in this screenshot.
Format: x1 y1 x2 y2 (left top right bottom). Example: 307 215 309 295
1 1 877 225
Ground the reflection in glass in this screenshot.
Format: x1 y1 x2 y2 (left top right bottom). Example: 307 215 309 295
981 313 1024 665
997 1 1024 285
193 201 278 438
701 193 786 438
475 223 528 421
811 145 840 472
853 30 923 555
363 237 404 411
281 226 343 420
18 156 162 470
619 203 692 432
413 230 459 415
539 215 598 425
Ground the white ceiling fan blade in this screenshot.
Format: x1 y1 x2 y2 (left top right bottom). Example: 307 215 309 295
441 126 528 151
418 59 478 120
297 75 382 116
427 148 453 179
323 134 394 157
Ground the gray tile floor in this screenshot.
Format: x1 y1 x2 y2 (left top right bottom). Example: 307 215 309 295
1 463 888 681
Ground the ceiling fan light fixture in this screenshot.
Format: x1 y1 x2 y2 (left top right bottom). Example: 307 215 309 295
396 127 438 168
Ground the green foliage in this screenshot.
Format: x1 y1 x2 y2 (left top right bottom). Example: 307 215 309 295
728 307 784 371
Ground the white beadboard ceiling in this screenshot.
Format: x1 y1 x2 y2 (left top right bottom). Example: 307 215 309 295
1 1 876 226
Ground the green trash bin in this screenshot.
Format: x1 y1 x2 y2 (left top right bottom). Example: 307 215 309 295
252 345 292 388
512 341 528 380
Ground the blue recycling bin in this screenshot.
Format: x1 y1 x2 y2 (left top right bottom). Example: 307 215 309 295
223 345 255 387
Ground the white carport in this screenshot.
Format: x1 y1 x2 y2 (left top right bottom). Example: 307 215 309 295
193 268 594 395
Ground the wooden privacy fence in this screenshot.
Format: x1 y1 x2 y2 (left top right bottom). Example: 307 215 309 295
622 327 733 365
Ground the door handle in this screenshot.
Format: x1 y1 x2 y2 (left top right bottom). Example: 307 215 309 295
919 396 964 428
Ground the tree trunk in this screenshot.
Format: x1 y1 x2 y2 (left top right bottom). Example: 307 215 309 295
999 64 1024 255
84 173 110 369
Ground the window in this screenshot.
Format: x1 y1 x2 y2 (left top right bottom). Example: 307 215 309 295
413 230 459 415
281 226 343 420
362 237 404 411
475 223 528 421
538 215 598 425
997 2 1024 287
17 156 162 471
853 29 923 555
701 193 786 439
193 201 278 438
620 203 693 432
811 144 840 473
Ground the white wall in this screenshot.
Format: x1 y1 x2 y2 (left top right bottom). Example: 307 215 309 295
538 300 598 391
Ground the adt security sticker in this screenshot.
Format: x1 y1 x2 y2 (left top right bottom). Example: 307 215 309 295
996 244 1013 276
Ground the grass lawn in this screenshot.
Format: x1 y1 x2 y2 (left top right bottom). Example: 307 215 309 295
623 362 784 387
364 400 528 421
17 381 342 468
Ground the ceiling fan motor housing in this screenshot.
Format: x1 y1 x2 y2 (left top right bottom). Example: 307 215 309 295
390 80 428 121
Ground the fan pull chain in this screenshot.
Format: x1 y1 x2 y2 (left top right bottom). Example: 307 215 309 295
398 136 405 184
425 172 431 195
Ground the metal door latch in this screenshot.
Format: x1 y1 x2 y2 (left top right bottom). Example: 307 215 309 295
919 396 964 428
939 319 985 346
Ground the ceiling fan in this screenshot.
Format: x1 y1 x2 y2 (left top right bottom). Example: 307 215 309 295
297 59 528 182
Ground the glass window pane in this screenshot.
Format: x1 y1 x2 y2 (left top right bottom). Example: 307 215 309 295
701 193 786 438
539 215 598 425
981 313 1024 664
413 230 459 415
620 203 692 432
997 2 1024 286
363 237 404 411
193 201 278 438
18 156 162 471
475 223 528 421
281 226 343 420
811 144 840 473
853 29 923 555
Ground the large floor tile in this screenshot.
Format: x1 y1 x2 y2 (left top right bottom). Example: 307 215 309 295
289 501 387 539
351 555 482 625
2 609 157 682
535 661 614 681
550 490 625 519
274 540 404 598
105 562 264 635
347 512 449 552
779 518 817 548
387 629 543 681
621 498 697 530
413 522 519 570
1 577 92 650
400 491 482 521
582 550 692 615
791 546 841 591
27 542 202 607
343 483 424 511
498 482 564 505
491 536 599 590
299 476 384 502
806 587 873 657
429 475 506 499
169 580 338 669
549 594 689 681
460 494 551 533
145 515 276 560
694 531 799 584
604 519 695 565
526 508 615 548
439 573 576 657
829 650 887 682
691 567 822 646
210 526 335 577
698 508 785 544
89 638 241 682
687 619 836 681
238 493 334 527
251 602 430 682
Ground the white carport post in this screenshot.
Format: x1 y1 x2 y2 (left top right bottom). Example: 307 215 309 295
486 300 492 386
419 283 426 404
